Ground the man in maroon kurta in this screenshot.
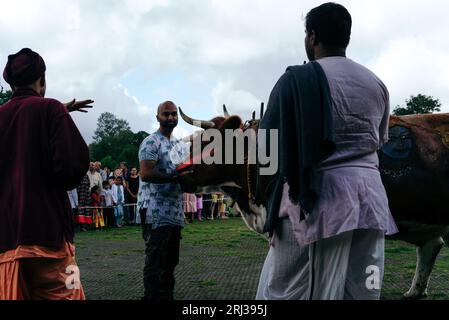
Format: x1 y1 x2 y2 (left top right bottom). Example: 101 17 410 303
0 48 92 300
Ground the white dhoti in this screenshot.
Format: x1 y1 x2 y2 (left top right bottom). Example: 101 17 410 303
256 218 385 300
256 218 309 300
309 228 384 300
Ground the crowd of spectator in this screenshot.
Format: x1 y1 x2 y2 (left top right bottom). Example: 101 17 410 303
67 161 140 232
67 162 235 232
182 192 234 224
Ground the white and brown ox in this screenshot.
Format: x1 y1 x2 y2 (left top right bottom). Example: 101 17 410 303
178 106 449 300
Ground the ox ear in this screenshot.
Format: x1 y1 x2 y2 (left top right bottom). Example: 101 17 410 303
221 116 243 130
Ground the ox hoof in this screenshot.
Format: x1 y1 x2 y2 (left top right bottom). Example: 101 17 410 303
402 291 428 300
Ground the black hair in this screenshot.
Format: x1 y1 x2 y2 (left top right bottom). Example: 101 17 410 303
11 74 46 92
40 74 46 87
305 2 352 49
102 181 110 187
91 186 99 194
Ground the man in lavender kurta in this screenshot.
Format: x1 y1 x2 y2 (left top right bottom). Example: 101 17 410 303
256 3 398 300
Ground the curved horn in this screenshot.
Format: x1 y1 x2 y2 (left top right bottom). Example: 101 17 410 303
223 104 230 117
179 107 215 129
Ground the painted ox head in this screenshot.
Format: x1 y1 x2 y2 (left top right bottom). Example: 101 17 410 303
177 105 269 235
379 113 449 225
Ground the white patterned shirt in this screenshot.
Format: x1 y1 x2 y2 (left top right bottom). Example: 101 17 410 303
137 130 188 229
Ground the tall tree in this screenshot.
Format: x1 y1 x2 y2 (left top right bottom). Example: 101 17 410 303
92 112 131 143
393 94 442 116
90 113 149 168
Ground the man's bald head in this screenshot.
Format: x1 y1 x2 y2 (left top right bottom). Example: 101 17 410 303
157 101 177 116
156 101 178 131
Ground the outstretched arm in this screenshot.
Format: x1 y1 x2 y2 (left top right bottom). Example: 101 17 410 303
64 99 94 113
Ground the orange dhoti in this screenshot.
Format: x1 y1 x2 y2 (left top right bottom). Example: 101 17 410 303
0 243 85 300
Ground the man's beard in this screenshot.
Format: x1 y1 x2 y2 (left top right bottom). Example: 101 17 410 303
161 121 178 129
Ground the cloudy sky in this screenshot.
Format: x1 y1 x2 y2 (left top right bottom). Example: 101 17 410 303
1 0 449 143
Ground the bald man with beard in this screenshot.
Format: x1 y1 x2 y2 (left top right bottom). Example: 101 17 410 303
0 48 93 300
138 101 196 300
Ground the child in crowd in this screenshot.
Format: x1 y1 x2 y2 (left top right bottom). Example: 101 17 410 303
202 193 211 219
108 177 115 187
196 194 203 222
183 193 197 223
210 193 218 220
101 181 115 228
112 176 125 228
217 193 227 219
113 167 123 179
91 186 105 231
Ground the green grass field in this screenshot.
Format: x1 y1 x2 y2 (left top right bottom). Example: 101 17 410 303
75 217 449 300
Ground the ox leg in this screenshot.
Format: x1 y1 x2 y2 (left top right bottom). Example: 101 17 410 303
404 237 444 300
